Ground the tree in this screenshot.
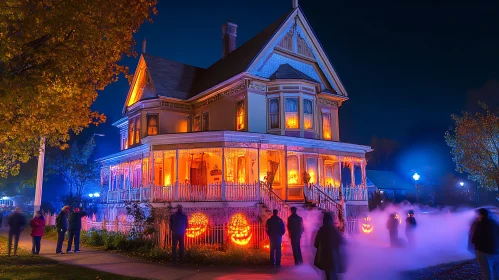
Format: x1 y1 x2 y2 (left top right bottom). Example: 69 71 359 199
47 138 99 205
445 104 499 198
0 0 157 177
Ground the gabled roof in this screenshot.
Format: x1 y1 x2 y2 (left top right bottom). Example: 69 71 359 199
142 54 203 100
366 170 415 191
269 63 319 83
190 9 294 95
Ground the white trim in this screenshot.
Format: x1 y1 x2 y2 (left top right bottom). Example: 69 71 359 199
98 145 150 164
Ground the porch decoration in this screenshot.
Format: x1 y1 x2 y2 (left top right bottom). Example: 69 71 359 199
361 216 373 234
227 213 252 245
186 212 209 238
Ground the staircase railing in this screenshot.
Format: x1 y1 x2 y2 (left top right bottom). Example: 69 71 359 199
306 184 345 231
259 183 290 221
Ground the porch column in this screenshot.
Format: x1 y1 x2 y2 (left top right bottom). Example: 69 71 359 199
127 163 131 202
361 159 367 187
256 145 261 201
107 166 112 203
175 149 179 201
350 161 355 187
221 147 226 201
339 156 343 201
284 145 288 201
150 149 155 201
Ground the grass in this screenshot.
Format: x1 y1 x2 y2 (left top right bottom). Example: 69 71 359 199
0 236 143 280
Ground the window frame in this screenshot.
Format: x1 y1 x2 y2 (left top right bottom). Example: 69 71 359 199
322 111 332 140
146 114 159 136
202 112 209 132
236 100 245 131
284 97 299 129
268 97 280 130
303 98 314 130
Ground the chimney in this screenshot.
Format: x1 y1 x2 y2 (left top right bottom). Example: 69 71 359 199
142 38 146 54
222 21 237 58
292 0 298 8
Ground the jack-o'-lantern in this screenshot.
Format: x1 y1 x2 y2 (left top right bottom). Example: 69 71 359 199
186 212 209 238
227 213 252 245
361 216 373 234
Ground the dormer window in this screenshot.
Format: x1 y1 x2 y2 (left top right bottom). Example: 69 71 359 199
322 112 331 140
303 99 313 130
236 100 245 130
147 114 158 136
285 98 299 129
269 98 280 129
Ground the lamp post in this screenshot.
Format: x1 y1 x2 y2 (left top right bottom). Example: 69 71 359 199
413 173 420 204
459 181 464 187
34 138 46 214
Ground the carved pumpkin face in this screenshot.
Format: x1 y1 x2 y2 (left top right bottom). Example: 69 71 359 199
227 213 252 245
186 212 209 238
361 216 373 234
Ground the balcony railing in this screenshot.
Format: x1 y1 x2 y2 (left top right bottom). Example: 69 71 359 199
312 185 368 201
104 182 259 204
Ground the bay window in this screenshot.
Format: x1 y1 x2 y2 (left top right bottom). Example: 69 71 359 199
135 117 140 144
147 114 158 136
322 112 331 140
285 98 299 129
269 98 280 129
303 99 313 129
128 118 135 146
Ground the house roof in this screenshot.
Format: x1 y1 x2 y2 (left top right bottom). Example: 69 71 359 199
366 170 415 191
142 54 203 100
269 63 319 83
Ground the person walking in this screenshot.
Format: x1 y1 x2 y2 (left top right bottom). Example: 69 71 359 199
470 208 498 280
314 212 344 280
287 206 304 265
266 209 285 267
405 210 417 246
170 204 187 264
67 207 87 253
56 206 70 254
7 207 27 257
386 213 399 247
30 210 46 255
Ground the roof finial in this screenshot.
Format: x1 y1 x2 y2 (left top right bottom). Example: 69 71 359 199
142 38 146 54
292 0 298 9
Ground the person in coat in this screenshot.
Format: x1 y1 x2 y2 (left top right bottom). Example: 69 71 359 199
314 212 344 280
266 209 285 267
405 210 417 246
7 207 27 256
170 204 188 264
287 206 304 265
67 207 87 253
30 210 46 255
470 208 498 280
55 205 70 254
386 213 399 247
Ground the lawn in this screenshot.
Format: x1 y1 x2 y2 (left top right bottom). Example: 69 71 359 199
0 236 142 280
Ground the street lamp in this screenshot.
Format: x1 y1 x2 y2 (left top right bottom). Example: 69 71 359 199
413 173 420 204
88 193 94 198
93 192 100 198
459 181 464 187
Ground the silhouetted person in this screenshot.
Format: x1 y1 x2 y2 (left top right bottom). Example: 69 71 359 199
405 210 417 246
67 207 87 253
266 209 285 267
314 212 344 280
7 207 26 256
287 206 304 265
170 204 187 264
30 210 45 255
386 213 399 247
56 206 70 254
470 208 498 280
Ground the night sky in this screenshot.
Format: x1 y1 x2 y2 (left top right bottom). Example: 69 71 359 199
90 0 499 171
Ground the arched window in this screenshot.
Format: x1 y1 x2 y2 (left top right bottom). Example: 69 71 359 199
322 112 331 140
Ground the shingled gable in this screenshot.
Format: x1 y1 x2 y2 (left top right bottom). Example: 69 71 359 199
269 63 319 83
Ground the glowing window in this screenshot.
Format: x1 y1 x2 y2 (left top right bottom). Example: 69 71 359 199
268 98 280 129
236 100 245 131
193 115 200 132
135 117 140 144
128 119 135 146
147 115 158 136
322 113 331 140
287 154 299 184
285 98 299 129
304 99 313 130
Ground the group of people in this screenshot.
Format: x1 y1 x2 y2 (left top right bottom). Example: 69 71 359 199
56 205 87 254
386 209 417 247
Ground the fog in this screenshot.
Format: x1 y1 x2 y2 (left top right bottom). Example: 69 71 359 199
292 203 477 280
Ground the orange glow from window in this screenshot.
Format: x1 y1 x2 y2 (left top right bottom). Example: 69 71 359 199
237 113 245 130
286 115 299 129
304 118 313 129
164 174 171 186
288 170 298 184
308 170 315 183
324 132 331 140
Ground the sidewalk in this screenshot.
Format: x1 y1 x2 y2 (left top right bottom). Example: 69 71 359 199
0 228 320 280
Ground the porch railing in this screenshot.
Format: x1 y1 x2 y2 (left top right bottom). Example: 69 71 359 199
313 185 368 201
260 183 290 221
307 184 345 229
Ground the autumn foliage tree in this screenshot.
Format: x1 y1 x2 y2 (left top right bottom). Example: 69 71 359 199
445 104 499 198
0 0 157 177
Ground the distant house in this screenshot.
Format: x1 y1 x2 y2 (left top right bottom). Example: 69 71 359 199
366 170 416 202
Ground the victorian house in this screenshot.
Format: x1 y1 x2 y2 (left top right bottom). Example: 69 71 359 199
99 2 371 240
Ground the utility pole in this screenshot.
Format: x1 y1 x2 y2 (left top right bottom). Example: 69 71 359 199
34 138 46 214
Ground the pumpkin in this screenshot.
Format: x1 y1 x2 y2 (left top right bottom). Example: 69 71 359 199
361 216 374 234
186 212 209 238
227 213 252 245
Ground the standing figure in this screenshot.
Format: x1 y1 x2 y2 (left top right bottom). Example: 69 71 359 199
287 206 304 265
470 208 498 280
266 209 285 267
55 206 70 254
67 207 87 253
314 212 344 280
405 210 417 246
386 213 399 247
30 210 46 255
170 204 187 264
7 207 27 257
